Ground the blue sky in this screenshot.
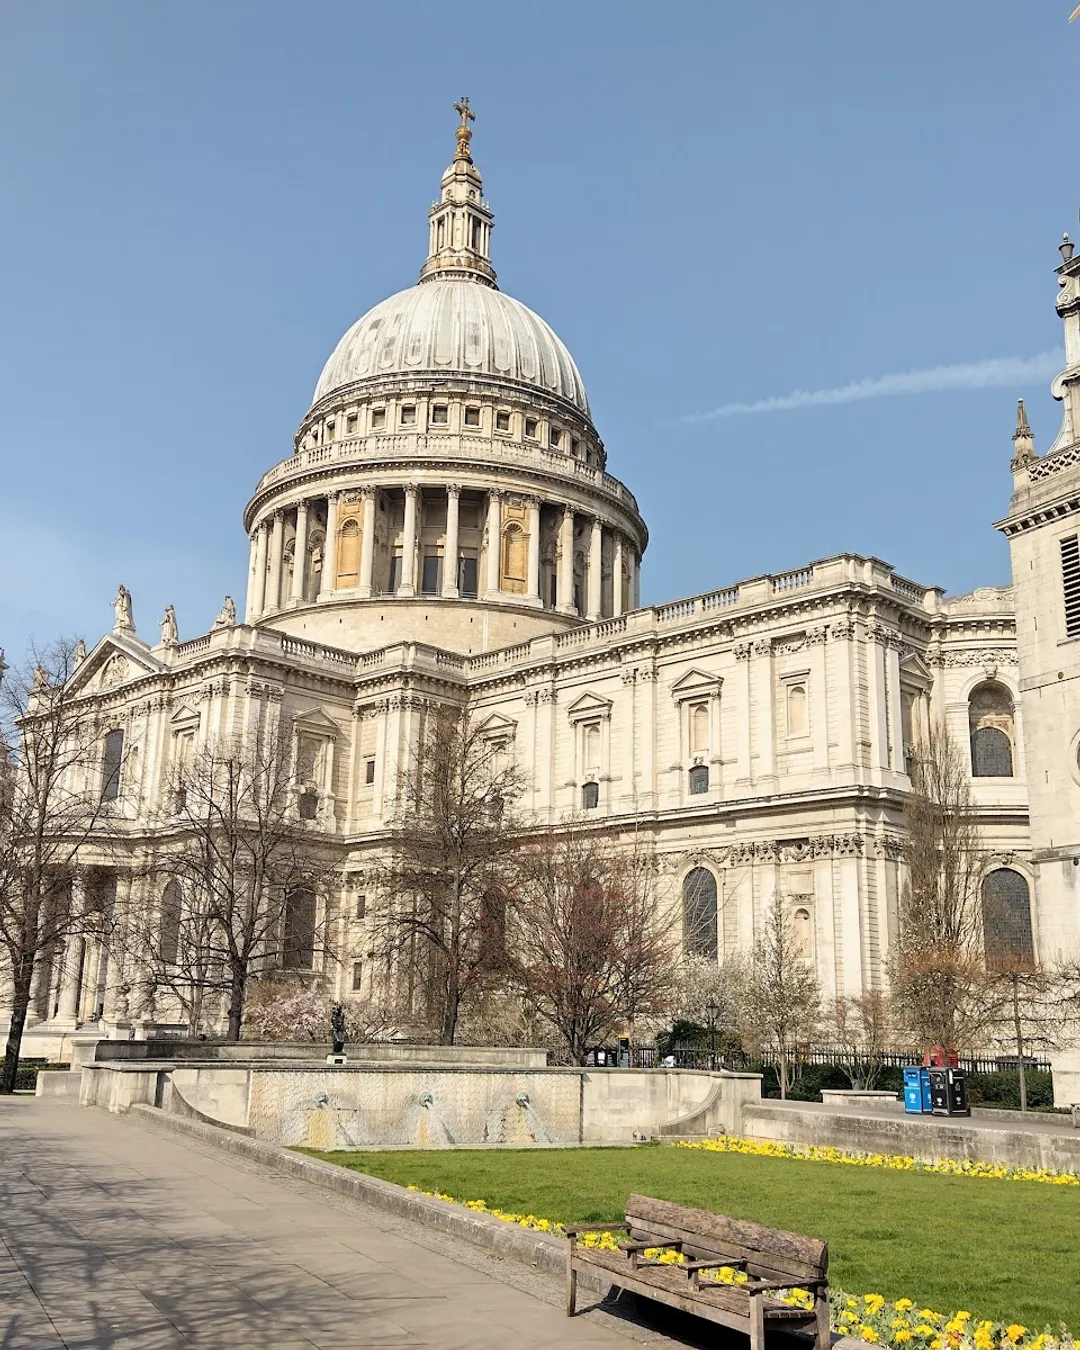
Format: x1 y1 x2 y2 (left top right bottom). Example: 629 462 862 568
0 1 1076 658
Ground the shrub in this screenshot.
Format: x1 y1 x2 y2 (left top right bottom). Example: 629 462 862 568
965 1069 1054 1110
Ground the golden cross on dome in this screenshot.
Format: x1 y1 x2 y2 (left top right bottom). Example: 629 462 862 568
452 96 475 160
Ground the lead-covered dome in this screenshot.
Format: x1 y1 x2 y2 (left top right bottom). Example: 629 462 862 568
312 279 590 416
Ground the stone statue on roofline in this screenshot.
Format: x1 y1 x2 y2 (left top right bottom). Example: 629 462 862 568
213 595 237 628
113 584 135 633
159 604 179 648
73 638 87 667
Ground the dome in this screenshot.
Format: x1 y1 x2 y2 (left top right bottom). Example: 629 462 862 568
311 279 590 416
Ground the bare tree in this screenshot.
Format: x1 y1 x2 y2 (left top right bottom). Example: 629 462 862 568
136 729 342 1041
821 990 891 1090
509 823 678 1064
369 705 526 1046
891 722 990 1051
739 895 821 1098
0 641 119 1093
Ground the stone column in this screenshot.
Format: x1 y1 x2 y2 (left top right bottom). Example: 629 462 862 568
244 531 259 622
526 497 542 604
556 505 575 614
612 533 625 618
631 549 641 609
485 489 502 597
320 493 339 597
56 872 87 1024
250 522 269 619
587 516 603 621
358 488 376 598
399 484 419 597
266 511 285 612
291 500 310 603
103 871 132 1023
442 484 461 598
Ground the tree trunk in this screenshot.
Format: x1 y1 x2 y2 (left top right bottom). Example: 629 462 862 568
226 966 246 1042
778 1046 789 1100
439 973 459 1046
1012 978 1027 1114
0 960 35 1095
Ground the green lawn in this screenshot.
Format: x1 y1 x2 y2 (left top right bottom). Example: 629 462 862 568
300 1145 1080 1330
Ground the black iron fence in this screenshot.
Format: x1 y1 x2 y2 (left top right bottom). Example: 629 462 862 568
583 1043 1052 1074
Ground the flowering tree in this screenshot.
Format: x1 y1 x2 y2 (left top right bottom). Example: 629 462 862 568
242 977 395 1043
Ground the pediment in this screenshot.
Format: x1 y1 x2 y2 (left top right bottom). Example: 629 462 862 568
899 651 933 687
477 712 517 736
169 704 201 728
670 668 723 700
292 707 341 735
566 691 613 722
69 634 161 696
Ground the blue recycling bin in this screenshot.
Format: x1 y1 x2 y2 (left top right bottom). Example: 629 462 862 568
903 1067 923 1114
920 1067 933 1113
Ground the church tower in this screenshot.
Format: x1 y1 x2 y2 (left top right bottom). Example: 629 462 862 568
996 231 1080 959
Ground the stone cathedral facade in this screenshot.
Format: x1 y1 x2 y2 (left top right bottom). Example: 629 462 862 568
10 110 1080 1074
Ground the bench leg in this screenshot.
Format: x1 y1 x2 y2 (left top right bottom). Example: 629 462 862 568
749 1293 765 1350
566 1260 578 1316
815 1291 831 1350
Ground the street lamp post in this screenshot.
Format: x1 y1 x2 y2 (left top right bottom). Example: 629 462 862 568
705 998 720 1071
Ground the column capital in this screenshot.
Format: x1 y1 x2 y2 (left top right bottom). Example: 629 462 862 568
358 485 376 501
404 482 420 497
488 486 504 502
524 494 542 511
445 482 462 499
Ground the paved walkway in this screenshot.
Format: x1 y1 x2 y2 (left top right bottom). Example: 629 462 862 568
0 1098 662 1350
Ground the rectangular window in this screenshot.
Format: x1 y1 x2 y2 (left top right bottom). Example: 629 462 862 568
571 437 580 458
1062 534 1080 638
355 894 367 919
549 427 562 448
325 421 335 441
524 417 538 440
364 757 375 785
388 553 403 593
495 410 511 432
400 405 417 426
464 406 481 427
371 408 386 429
430 404 448 426
345 413 357 434
421 554 441 594
352 961 363 992
101 730 124 802
459 555 478 598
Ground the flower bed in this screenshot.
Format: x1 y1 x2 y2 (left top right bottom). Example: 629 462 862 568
407 1185 1078 1350
676 1136 1080 1188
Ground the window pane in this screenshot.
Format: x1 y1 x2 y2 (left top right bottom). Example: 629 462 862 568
421 554 441 594
101 730 124 802
352 961 363 992
388 554 402 593
283 889 317 969
581 781 599 810
688 765 709 794
971 726 1013 777
982 869 1034 971
682 868 718 960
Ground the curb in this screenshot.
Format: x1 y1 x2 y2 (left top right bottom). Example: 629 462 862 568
128 1104 592 1288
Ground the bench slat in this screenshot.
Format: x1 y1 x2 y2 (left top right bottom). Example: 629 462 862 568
626 1194 827 1282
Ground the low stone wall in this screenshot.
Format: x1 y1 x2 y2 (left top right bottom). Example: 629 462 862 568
80 1059 762 1147
744 1101 1080 1171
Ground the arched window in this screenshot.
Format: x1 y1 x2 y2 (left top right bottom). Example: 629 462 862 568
969 682 1014 777
283 888 317 970
690 703 709 755
688 765 709 795
793 907 813 959
581 781 599 810
502 523 527 594
583 723 601 776
982 869 1034 971
101 729 124 802
336 517 361 589
159 881 182 967
682 868 718 961
787 685 808 737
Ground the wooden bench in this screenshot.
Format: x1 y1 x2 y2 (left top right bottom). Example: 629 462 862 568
566 1194 829 1350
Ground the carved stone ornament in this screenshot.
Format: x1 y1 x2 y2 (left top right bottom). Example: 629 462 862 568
101 654 130 687
829 621 856 641
942 648 1018 667
733 643 753 661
